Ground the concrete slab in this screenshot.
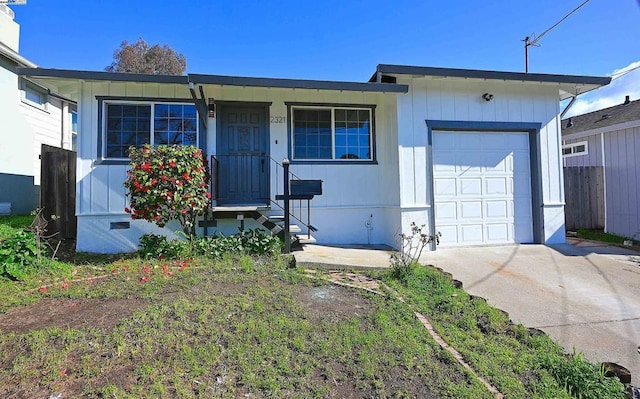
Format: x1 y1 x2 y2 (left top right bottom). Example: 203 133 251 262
293 244 393 270
420 243 640 384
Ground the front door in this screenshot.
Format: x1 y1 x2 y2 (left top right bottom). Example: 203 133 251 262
217 106 269 205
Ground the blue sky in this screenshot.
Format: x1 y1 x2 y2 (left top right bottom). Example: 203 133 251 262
10 0 640 115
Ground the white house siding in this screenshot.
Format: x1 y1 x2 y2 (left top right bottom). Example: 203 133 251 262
18 95 74 187
395 76 565 247
75 81 401 253
563 127 640 239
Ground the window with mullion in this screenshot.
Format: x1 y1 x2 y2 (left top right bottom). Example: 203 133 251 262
292 107 372 161
104 102 198 159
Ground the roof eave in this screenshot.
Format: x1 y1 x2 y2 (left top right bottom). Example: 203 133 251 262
16 68 409 94
374 64 611 87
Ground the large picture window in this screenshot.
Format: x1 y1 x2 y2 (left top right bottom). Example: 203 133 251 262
104 101 198 159
291 106 374 161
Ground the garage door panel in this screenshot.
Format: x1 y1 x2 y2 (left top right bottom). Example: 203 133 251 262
433 151 456 172
433 131 533 247
438 225 459 245
434 178 456 196
486 223 509 242
460 201 482 219
485 178 508 195
459 178 482 195
459 134 482 150
486 201 508 218
435 202 457 220
480 133 506 150
461 225 483 243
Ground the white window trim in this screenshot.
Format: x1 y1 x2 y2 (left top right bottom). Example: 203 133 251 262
20 79 49 112
290 105 374 162
102 100 199 161
562 141 588 158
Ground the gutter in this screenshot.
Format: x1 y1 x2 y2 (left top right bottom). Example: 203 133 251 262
0 41 36 68
560 96 577 119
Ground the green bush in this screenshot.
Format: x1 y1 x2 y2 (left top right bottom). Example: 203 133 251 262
0 231 40 280
138 229 282 259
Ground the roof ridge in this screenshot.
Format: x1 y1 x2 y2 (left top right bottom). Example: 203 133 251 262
562 97 640 121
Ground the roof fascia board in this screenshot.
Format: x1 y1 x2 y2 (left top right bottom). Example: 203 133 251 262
376 64 611 86
188 73 408 93
16 67 188 84
16 68 408 93
0 42 36 68
562 120 640 141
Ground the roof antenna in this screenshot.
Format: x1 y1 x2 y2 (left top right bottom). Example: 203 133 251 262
523 0 590 73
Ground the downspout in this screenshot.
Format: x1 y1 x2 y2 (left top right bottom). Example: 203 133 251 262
601 132 607 232
61 102 68 149
560 96 577 119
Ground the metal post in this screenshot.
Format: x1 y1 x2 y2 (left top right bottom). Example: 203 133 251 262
307 199 311 239
524 36 530 73
283 158 291 254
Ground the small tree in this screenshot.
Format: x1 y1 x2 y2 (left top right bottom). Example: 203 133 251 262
106 37 186 75
124 145 210 238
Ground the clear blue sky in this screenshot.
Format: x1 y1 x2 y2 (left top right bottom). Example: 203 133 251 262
11 0 640 83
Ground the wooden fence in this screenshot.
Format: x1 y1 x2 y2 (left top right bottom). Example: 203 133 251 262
41 144 77 238
563 166 605 231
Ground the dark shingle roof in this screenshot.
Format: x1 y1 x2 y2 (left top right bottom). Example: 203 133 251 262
562 97 640 135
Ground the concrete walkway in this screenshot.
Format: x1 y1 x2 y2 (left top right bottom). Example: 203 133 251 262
295 239 640 384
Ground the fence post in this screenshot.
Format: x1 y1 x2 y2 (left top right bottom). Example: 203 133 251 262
283 158 291 254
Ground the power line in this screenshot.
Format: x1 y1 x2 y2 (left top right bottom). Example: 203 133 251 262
523 0 591 72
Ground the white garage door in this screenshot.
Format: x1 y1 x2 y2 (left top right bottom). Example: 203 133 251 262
432 131 534 247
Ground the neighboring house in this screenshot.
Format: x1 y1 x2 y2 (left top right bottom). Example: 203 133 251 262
0 5 77 215
17 63 609 253
562 97 640 239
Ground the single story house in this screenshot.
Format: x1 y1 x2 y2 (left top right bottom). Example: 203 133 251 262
562 97 640 239
17 63 609 253
0 5 77 215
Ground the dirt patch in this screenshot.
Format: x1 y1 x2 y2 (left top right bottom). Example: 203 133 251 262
296 284 373 321
0 298 148 334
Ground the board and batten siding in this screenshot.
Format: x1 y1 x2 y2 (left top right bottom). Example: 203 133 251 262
604 127 640 239
76 81 401 252
395 76 566 245
563 126 640 239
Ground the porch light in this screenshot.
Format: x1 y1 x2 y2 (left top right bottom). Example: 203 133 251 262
208 98 215 118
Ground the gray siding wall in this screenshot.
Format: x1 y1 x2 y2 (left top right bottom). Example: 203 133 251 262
603 127 640 238
563 134 602 167
0 173 39 215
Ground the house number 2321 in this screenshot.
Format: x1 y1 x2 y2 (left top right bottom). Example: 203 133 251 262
270 116 286 124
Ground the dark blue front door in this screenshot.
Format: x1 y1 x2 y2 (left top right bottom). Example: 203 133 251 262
217 106 268 205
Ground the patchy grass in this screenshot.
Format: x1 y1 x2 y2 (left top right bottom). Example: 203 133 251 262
0 256 495 398
0 215 34 241
0 215 626 398
576 229 628 244
381 265 626 399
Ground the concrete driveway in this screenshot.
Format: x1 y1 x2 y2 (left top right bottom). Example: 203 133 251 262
420 239 640 385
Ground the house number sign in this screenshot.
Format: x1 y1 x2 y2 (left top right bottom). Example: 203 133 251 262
270 116 286 124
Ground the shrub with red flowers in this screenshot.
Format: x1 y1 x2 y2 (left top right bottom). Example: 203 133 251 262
124 144 210 238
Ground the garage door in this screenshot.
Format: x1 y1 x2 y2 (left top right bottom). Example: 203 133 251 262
432 131 534 247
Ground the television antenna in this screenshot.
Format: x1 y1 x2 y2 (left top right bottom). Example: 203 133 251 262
523 0 590 72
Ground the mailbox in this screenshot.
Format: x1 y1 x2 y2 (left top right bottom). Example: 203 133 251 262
290 180 323 197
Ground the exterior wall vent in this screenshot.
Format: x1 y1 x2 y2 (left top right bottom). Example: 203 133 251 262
110 222 130 230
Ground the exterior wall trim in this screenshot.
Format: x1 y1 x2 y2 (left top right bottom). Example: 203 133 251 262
425 120 544 249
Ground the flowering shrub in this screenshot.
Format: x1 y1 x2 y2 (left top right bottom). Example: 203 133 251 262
124 144 210 238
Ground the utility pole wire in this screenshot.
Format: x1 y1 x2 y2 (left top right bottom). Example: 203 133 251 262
524 0 591 72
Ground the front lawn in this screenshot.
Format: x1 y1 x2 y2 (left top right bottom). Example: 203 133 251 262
0 216 626 398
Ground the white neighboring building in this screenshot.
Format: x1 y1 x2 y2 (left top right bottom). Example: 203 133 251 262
0 5 76 215
18 63 609 253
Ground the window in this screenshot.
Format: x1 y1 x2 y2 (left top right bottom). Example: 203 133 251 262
20 79 48 110
291 106 374 161
103 101 198 159
70 109 78 151
562 141 588 158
